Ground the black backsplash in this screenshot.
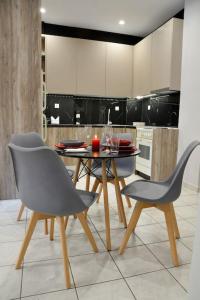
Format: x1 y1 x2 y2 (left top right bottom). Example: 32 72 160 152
45 93 180 127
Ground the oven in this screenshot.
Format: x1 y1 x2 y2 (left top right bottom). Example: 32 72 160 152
136 128 153 177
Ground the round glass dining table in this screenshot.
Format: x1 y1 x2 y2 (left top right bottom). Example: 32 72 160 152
57 147 140 250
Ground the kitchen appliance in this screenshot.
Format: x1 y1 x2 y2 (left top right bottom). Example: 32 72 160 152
136 127 153 177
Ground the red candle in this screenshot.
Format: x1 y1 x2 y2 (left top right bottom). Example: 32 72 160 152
92 135 100 152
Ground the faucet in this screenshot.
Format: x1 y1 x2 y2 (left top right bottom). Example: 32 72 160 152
107 108 112 125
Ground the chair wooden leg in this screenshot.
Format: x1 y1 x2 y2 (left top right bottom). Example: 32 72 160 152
119 201 144 254
77 212 98 252
161 204 179 267
92 178 100 193
85 159 92 191
102 160 111 250
50 218 55 241
111 159 127 228
16 212 38 269
96 183 103 204
120 178 132 208
170 203 180 239
56 216 71 289
64 216 69 230
44 218 48 235
17 203 25 221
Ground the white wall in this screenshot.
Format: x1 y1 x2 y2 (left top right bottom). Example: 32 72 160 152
178 0 200 191
180 0 200 298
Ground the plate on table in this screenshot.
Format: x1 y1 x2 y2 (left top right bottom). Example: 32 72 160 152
101 143 134 150
60 140 84 147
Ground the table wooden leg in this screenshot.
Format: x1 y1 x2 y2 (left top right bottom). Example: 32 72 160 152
111 159 127 228
85 159 92 191
102 160 111 250
73 158 81 186
73 158 81 219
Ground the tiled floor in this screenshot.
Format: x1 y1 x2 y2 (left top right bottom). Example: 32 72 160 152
0 174 199 300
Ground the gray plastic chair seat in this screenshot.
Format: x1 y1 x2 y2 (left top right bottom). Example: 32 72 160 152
121 141 200 204
122 180 169 203
77 189 97 207
93 165 133 179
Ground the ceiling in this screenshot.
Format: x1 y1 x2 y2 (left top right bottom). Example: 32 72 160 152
41 0 184 37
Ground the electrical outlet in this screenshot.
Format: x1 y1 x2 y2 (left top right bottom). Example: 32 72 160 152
76 113 80 118
54 103 59 108
148 105 151 111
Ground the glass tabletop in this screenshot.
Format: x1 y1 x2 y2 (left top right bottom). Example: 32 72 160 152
56 148 140 159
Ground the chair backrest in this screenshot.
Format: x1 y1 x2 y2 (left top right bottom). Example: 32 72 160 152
10 132 45 148
8 143 87 216
113 133 135 173
163 140 200 202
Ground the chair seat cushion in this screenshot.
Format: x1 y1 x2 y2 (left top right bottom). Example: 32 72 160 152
77 189 98 208
92 167 132 179
121 180 169 203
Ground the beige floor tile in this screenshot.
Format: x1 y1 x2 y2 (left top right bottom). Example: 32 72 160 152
22 289 78 300
21 259 72 297
0 223 26 243
125 210 157 226
168 264 190 291
126 269 187 300
180 236 194 251
147 241 192 268
0 241 22 266
70 252 122 287
90 214 125 231
111 245 163 277
135 223 169 244
24 232 105 263
77 279 134 300
175 206 198 219
186 217 197 227
0 199 22 213
160 219 195 237
0 265 22 300
98 228 143 250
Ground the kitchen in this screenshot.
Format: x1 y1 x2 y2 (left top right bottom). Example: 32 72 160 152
1 0 200 299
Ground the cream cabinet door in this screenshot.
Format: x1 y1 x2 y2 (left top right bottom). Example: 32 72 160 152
151 18 183 91
46 35 77 94
76 39 106 96
151 20 173 91
133 35 152 97
106 43 133 97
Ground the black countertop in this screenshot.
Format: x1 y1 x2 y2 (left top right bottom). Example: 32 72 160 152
47 124 137 128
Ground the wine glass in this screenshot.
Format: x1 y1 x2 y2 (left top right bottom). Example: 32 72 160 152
84 125 92 146
102 125 113 149
110 133 120 153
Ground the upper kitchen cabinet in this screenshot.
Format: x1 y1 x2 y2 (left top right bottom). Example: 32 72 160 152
151 18 183 92
46 35 77 94
76 39 106 96
133 35 152 97
106 43 133 97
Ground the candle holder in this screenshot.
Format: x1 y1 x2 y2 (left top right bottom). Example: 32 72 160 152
92 135 100 152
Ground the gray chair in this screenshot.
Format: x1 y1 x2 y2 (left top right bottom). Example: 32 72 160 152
8 142 98 288
92 133 135 208
11 132 74 222
119 140 200 266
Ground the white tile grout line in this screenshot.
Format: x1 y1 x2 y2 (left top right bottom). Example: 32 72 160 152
89 216 137 300
20 208 28 299
0 202 195 298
